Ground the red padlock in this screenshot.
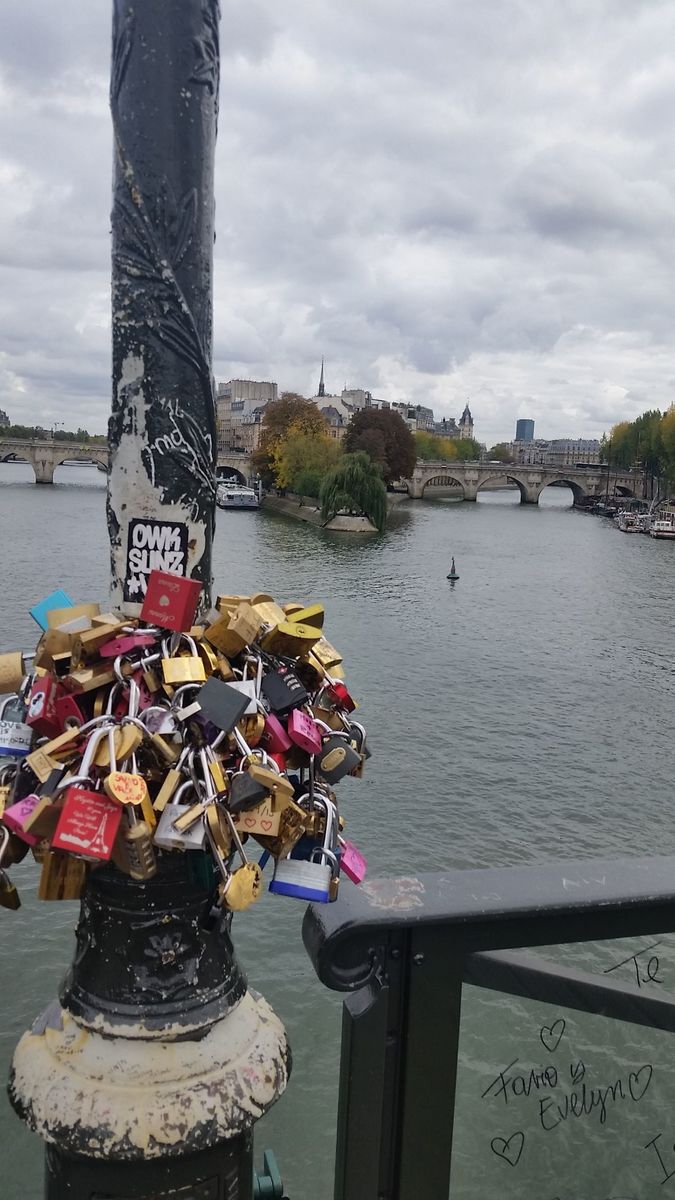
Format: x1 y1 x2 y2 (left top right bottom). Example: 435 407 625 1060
26 675 63 738
267 751 288 774
325 680 356 713
140 570 202 633
55 693 86 732
52 787 122 861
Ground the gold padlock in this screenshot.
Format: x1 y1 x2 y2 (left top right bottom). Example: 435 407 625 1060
250 599 287 627
253 800 307 857
161 656 206 685
153 766 184 813
0 651 25 694
47 603 100 630
286 604 325 629
65 663 116 693
311 636 343 670
38 851 87 901
205 604 262 658
260 621 322 657
71 622 126 664
216 594 251 614
34 629 70 671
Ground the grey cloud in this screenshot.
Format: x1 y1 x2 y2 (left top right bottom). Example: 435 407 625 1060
2 0 675 446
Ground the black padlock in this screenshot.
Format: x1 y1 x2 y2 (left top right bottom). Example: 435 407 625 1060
316 735 361 784
228 771 269 814
261 668 308 715
195 677 251 732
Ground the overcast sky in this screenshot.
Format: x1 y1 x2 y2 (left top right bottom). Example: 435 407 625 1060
1 1 674 446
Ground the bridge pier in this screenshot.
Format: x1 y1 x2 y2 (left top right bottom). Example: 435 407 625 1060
34 456 56 485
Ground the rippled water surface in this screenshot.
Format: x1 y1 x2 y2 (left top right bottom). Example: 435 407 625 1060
0 462 673 1199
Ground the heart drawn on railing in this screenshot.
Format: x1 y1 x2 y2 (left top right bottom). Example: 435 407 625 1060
539 1018 566 1053
490 1131 524 1167
628 1064 653 1101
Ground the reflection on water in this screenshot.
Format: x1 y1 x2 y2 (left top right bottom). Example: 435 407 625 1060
0 464 674 1199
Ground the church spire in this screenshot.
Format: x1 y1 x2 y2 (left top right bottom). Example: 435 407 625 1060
318 358 325 398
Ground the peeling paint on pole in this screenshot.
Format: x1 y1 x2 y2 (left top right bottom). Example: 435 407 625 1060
107 0 220 613
9 993 290 1160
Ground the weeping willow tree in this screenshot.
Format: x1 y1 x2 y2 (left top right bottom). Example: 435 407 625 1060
319 450 387 532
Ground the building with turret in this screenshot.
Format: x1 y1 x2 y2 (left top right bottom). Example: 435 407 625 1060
458 402 474 440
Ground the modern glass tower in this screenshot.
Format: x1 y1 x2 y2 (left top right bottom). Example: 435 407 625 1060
515 418 535 442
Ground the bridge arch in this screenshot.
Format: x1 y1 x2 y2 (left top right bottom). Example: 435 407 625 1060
535 477 587 505
474 472 532 503
416 472 466 498
217 468 247 486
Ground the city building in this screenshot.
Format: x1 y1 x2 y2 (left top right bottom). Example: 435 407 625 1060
311 363 381 435
515 418 535 443
0 408 9 429
216 379 278 451
458 403 474 440
512 437 601 466
390 402 436 432
434 417 459 437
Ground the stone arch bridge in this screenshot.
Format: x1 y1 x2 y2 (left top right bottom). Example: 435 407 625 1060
0 437 108 484
0 439 257 487
406 461 641 504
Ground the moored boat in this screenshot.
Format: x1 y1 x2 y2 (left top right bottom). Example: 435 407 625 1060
216 479 259 510
649 502 675 539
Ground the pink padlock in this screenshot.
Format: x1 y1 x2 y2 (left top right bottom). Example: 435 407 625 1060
287 709 322 755
339 839 367 884
260 713 292 754
99 633 157 658
3 794 42 845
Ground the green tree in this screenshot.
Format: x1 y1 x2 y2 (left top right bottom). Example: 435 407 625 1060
487 443 514 463
270 426 342 493
320 451 387 532
608 421 635 469
454 437 482 461
343 408 416 485
252 393 328 485
661 410 675 486
414 431 460 461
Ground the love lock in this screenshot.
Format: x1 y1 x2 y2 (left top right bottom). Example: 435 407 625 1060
270 796 338 903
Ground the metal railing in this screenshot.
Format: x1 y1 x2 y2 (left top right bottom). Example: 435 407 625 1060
303 852 675 1199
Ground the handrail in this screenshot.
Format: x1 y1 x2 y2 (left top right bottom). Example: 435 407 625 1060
302 854 675 1200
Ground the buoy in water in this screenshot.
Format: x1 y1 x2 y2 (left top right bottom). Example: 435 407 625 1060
447 556 459 581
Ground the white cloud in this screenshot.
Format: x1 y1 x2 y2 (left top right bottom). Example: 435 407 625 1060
1 0 675 445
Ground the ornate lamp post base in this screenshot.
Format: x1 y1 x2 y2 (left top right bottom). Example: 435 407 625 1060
8 862 290 1198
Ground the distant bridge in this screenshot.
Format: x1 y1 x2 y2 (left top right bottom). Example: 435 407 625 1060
216 451 254 483
0 438 256 486
406 461 641 504
0 437 108 483
0 440 640 502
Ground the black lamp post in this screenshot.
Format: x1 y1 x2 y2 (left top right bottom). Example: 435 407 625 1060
8 5 290 1196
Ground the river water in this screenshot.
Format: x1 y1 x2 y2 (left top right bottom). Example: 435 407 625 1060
0 461 674 1200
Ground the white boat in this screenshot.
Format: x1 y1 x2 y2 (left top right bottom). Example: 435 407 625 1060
216 480 259 510
649 503 675 539
615 509 649 533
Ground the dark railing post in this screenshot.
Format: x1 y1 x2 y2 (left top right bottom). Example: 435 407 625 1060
8 5 290 1197
107 0 219 613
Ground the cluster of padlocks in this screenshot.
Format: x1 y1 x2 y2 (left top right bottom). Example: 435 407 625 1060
0 571 368 913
